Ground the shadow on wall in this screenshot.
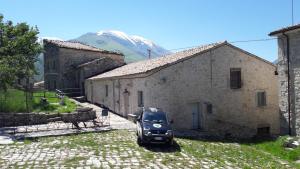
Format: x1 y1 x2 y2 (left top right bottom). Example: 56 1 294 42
280 109 292 135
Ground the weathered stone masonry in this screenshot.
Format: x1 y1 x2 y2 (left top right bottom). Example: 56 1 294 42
270 24 300 135
86 41 279 138
43 39 125 95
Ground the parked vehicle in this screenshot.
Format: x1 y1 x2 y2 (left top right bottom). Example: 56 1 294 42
136 107 174 146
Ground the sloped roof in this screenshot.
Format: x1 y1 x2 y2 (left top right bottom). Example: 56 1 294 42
269 23 300 36
88 41 225 80
43 39 123 55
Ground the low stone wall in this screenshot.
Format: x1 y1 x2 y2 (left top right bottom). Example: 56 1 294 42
0 109 97 127
207 119 257 139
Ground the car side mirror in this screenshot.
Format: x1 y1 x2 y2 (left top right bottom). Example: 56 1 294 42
170 119 174 124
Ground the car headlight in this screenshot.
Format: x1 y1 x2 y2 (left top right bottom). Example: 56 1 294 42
166 130 173 136
143 127 151 136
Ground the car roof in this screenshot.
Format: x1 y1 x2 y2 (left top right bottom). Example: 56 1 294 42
144 107 165 113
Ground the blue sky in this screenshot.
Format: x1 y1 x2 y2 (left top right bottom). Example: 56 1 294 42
1 0 299 62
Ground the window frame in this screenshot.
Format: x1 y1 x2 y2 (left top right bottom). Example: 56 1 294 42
257 91 267 107
137 91 144 107
230 68 242 89
207 103 213 114
105 85 108 97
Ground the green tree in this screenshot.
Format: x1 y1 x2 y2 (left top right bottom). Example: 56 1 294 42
0 14 42 91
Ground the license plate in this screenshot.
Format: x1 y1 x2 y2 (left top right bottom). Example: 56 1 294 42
154 137 163 141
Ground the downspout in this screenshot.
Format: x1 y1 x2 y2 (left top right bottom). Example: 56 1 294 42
283 33 291 135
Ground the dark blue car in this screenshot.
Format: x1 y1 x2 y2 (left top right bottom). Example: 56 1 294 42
136 107 174 146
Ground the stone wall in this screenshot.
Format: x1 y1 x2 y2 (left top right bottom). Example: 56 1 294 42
277 29 300 136
86 44 279 138
43 42 125 93
0 111 96 127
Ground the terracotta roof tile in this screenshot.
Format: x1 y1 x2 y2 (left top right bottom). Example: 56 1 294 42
88 41 226 80
43 39 123 55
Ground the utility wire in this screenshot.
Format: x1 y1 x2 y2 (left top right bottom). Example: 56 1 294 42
167 38 278 52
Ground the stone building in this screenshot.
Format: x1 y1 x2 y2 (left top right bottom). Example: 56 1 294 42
270 24 300 136
43 39 125 95
85 41 279 138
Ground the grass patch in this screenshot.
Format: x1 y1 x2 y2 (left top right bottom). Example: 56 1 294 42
0 88 77 113
64 156 87 167
2 130 299 168
245 136 300 162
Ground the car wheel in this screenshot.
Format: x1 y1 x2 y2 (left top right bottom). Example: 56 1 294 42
167 139 174 146
137 137 143 146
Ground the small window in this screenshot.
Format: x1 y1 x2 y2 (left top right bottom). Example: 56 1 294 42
257 127 270 136
230 68 242 89
257 91 267 107
207 103 213 114
105 85 108 97
138 91 144 107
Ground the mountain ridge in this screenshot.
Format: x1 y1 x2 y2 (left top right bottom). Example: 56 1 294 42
34 31 170 81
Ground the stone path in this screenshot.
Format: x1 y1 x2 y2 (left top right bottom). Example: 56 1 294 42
0 130 293 169
0 130 202 169
75 101 136 130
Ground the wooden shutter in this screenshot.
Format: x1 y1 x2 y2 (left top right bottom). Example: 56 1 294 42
230 68 241 89
257 91 266 107
138 91 143 107
105 85 108 97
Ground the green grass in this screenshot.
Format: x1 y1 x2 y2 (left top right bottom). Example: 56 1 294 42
0 89 77 113
246 136 300 162
2 130 300 168
41 131 300 168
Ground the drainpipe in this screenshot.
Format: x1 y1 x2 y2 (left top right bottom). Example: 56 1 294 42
283 33 291 136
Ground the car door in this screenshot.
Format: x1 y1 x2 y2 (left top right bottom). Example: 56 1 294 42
136 112 143 137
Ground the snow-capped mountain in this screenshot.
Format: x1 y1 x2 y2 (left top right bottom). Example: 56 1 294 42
34 32 170 81
73 30 170 62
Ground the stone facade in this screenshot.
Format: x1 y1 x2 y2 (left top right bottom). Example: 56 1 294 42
85 42 279 138
270 25 300 135
43 40 125 95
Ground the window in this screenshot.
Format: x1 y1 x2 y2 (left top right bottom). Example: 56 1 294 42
105 85 108 97
257 127 270 136
230 68 242 89
257 91 266 107
138 91 144 107
207 103 213 114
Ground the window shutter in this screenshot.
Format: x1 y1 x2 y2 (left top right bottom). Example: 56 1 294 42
230 68 242 89
257 91 266 107
138 91 144 107
105 85 108 97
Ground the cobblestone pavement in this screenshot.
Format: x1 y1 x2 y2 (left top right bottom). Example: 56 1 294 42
0 130 199 169
0 130 295 169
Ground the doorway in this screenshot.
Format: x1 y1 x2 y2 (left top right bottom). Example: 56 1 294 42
123 89 130 117
191 103 202 129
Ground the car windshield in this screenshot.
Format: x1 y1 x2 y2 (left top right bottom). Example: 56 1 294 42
142 111 167 123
